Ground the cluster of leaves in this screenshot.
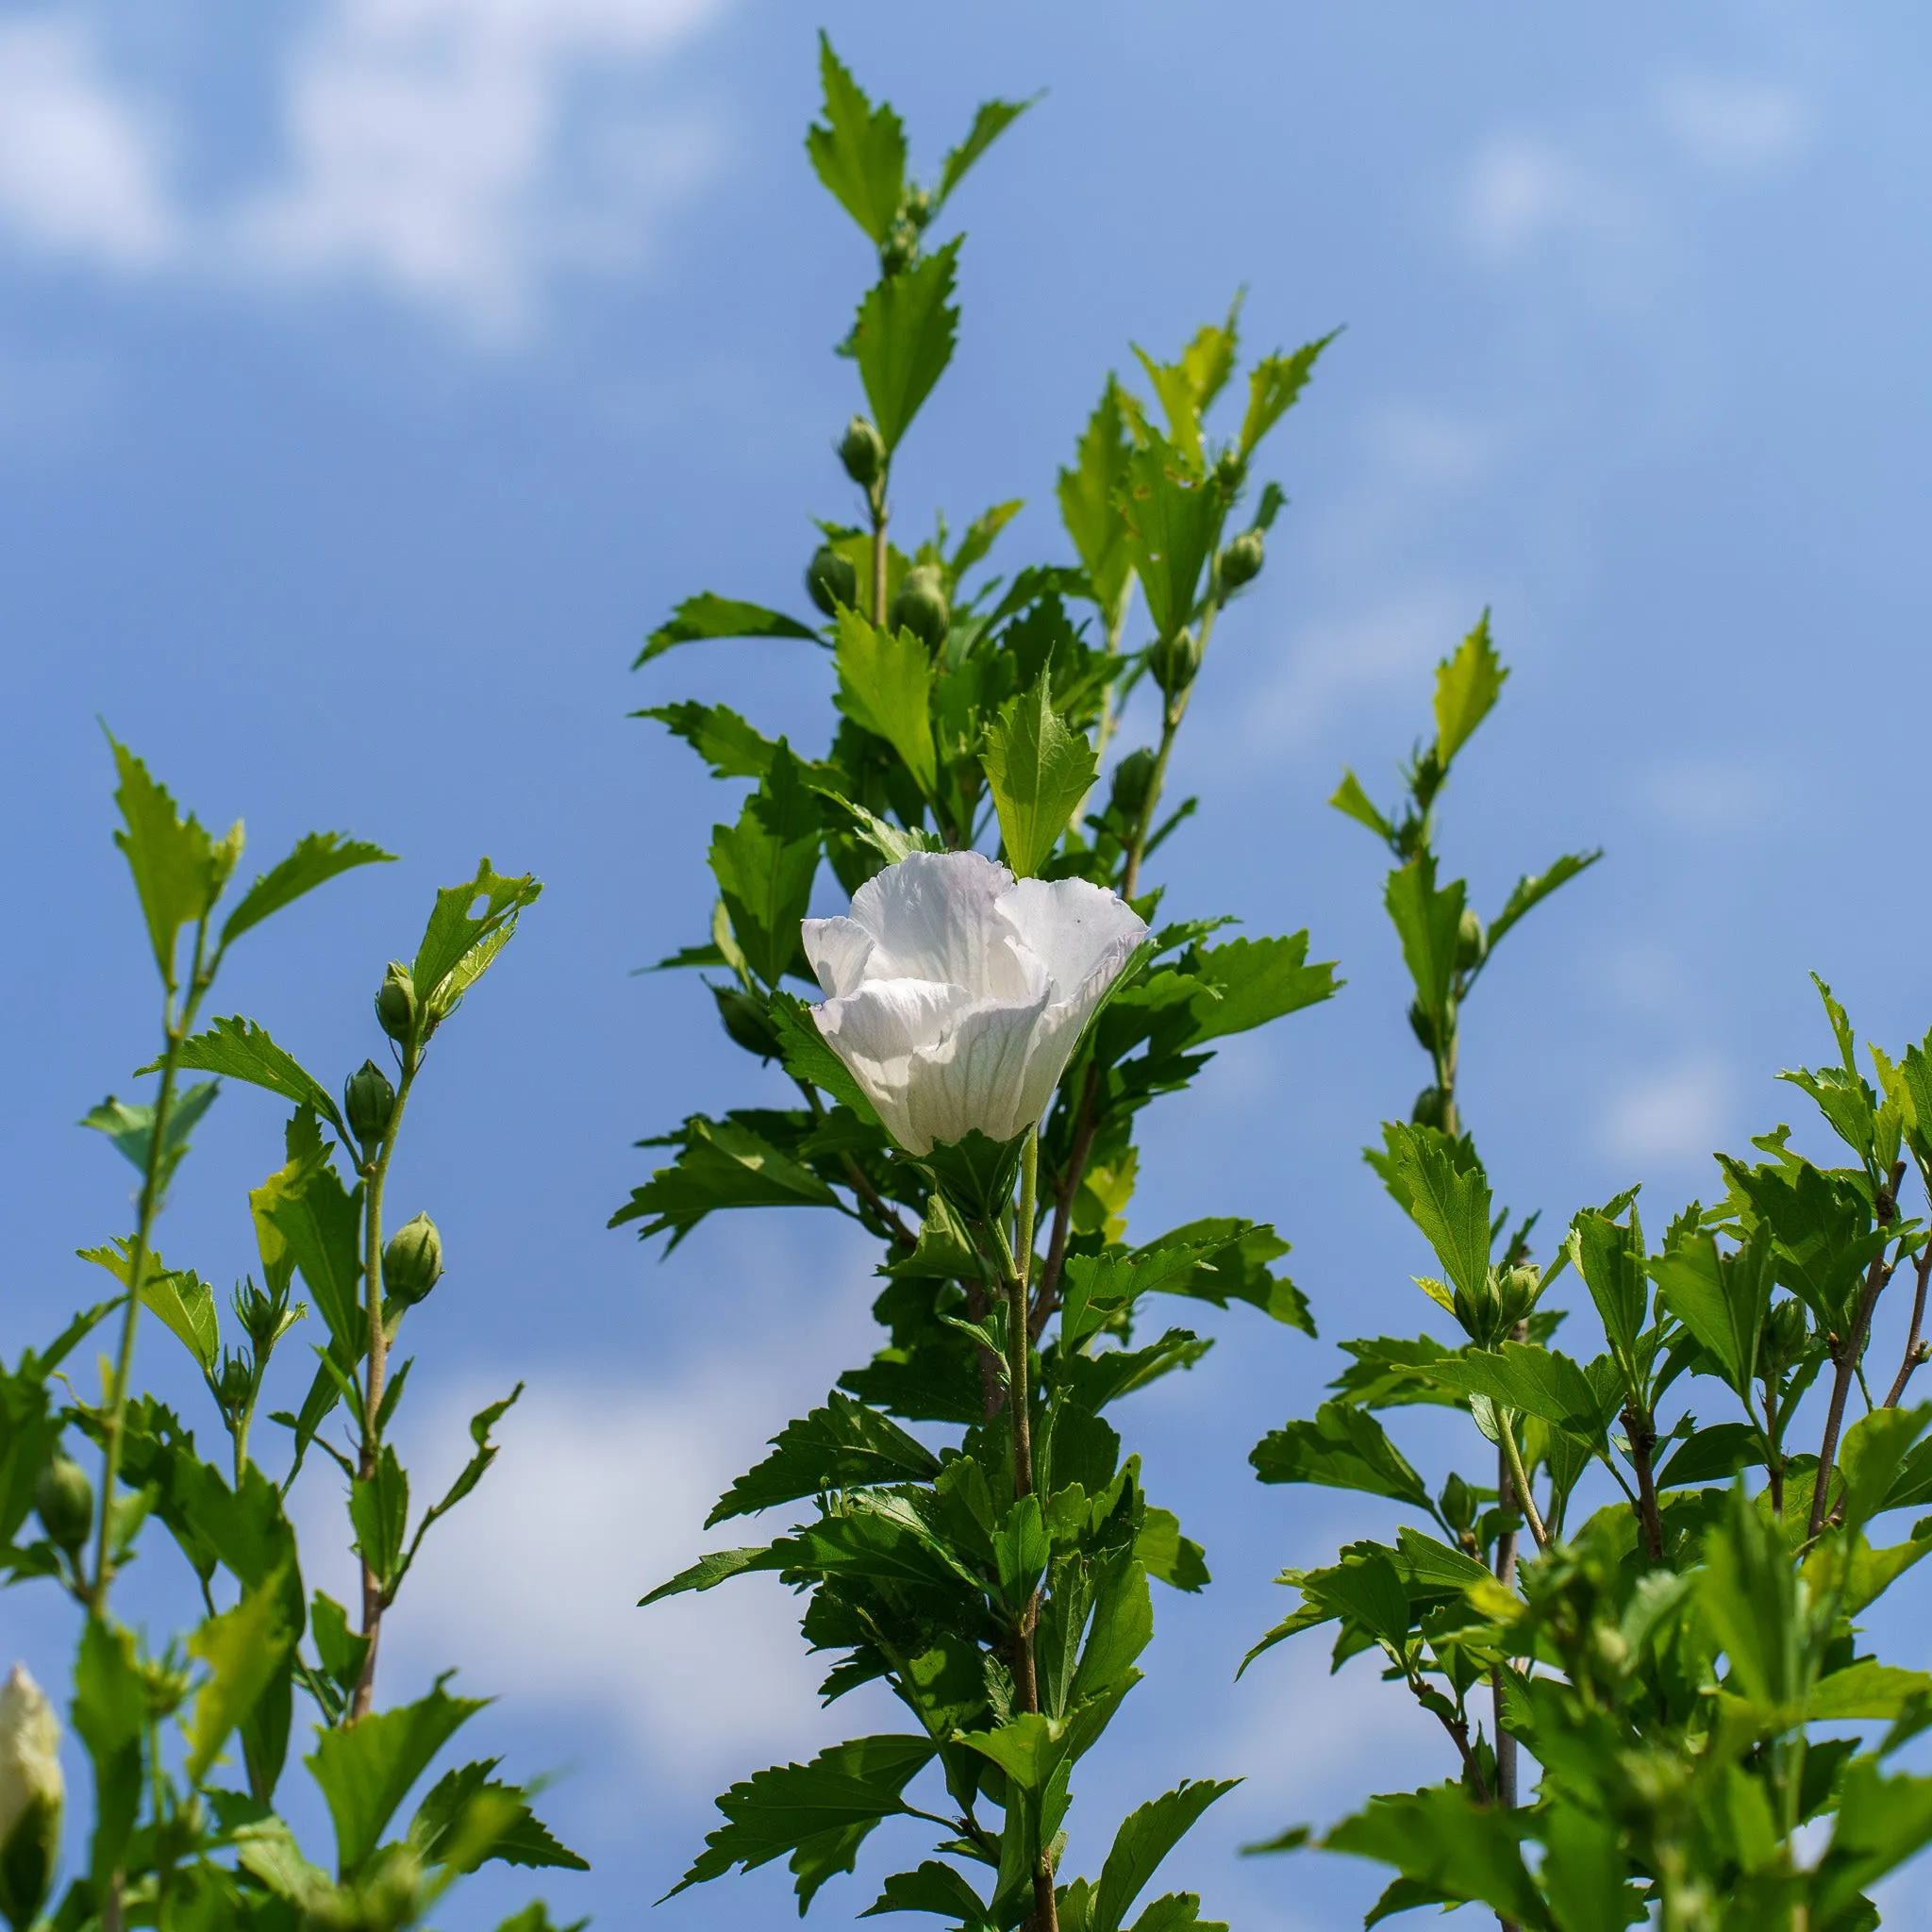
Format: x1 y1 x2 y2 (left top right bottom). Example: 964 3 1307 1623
621 39 1338 1930
1245 646 1932 1925
0 741 583 1930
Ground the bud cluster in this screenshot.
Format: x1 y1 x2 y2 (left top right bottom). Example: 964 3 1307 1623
1446 1261 1544 1350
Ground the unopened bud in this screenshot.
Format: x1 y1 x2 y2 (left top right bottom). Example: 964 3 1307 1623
805 545 858 618
33 1457 92 1554
1150 627 1201 696
1408 1000 1441 1054
1499 1264 1543 1328
1411 1087 1448 1131
1439 1472 1475 1534
713 985 782 1060
889 565 950 653
879 221 919 275
901 185 932 229
0 1665 60 1932
1213 448 1245 492
375 962 417 1045
1763 1297 1808 1375
343 1059 396 1149
1108 748 1157 825
383 1213 443 1307
218 1356 253 1409
1220 528 1265 589
838 416 886 490
1457 908 1488 973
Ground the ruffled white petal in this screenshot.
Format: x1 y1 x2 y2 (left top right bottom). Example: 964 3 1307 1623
805 852 1148 1156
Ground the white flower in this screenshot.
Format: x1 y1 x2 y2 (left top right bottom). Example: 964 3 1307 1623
803 851 1147 1157
0 1663 60 1929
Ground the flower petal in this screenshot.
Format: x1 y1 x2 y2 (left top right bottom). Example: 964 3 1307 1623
813 976 975 1153
996 876 1149 1001
903 982 1054 1151
801 915 875 998
846 850 1034 1000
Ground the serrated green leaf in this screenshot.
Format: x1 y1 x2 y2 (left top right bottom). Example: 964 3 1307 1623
610 1112 840 1246
1432 612 1507 767
1186 933 1339 1044
350 1442 409 1594
1383 1123 1491 1300
220 832 393 951
982 668 1097 876
81 1079 221 1198
636 701 780 780
1250 1401 1433 1511
1058 380 1137 631
835 609 937 795
410 858 541 1014
1115 434 1221 641
187 1566 294 1783
161 1017 345 1139
1091 1781 1239 1932
853 242 960 453
1324 1785 1547 1929
635 593 821 668
1132 303 1241 470
709 1391 940 1526
1486 850 1601 948
78 1238 221 1372
936 94 1035 208
107 734 234 989
806 33 906 242
1384 855 1465 1026
1329 769 1394 842
1239 334 1333 458
708 745 823 989
409 1759 589 1874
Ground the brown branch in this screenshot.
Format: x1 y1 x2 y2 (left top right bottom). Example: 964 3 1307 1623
1624 1404 1665 1561
841 1153 917 1249
1810 1160 1905 1540
1884 1238 1932 1408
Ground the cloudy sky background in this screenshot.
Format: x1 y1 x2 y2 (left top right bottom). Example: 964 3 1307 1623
7 1 1932 1924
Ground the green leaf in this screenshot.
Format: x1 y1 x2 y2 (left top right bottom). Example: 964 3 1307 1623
1135 1506 1209 1592
835 609 938 795
350 1443 409 1595
1807 1661 1932 1722
1130 1220 1314 1333
1383 1123 1491 1301
768 991 884 1126
307 1679 487 1879
257 1129 362 1353
78 1239 221 1372
612 1112 841 1246
1811 1759 1932 1926
219 832 393 951
1091 1782 1239 1932
1837 1404 1932 1537
1431 612 1507 767
163 1017 346 1140
1427 1343 1612 1443
1238 334 1333 459
806 34 907 242
1186 934 1339 1044
853 242 961 453
710 747 824 991
640 1543 789 1607
1072 1556 1156 1701
108 734 235 989
1250 1402 1433 1512
1132 304 1241 470
709 1391 940 1526
936 94 1036 208
950 499 1025 583
636 593 821 668
410 858 542 1014
982 668 1098 876
1324 1785 1547 1930
1058 381 1136 628
81 1079 221 1197
1486 850 1602 948
187 1566 295 1783
72 1616 147 1887
1384 856 1465 1029
1651 1229 1772 1396
1566 1206 1649 1380
1654 1422 1761 1490
1329 770 1394 842
493 1909 590 1932
863 1861 992 1925
667 1735 937 1905
1538 1806 1631 1932
636 701 781 781
409 1760 589 1874
1115 434 1221 641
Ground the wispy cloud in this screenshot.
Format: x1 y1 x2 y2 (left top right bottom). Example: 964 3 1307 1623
0 0 729 333
0 18 175 270
1657 75 1808 171
1600 1054 1731 1168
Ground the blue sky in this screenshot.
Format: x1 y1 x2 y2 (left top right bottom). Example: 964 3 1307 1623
6 2 1932 1925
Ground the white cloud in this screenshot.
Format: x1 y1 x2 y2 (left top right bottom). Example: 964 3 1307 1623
1464 138 1583 258
1637 754 1774 834
232 0 727 331
1657 75 1807 170
0 18 175 269
1600 1055 1730 1166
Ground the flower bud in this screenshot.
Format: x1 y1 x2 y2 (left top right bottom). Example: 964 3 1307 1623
218 1355 254 1410
838 416 886 490
1763 1297 1808 1375
901 185 932 230
805 544 858 618
1220 528 1265 589
1407 1000 1440 1054
343 1059 396 1149
1456 908 1488 973
375 962 417 1045
1410 1087 1449 1130
879 220 919 275
1108 748 1157 825
889 565 950 653
1498 1263 1543 1330
383 1213 443 1307
1213 448 1246 492
1150 626 1201 696
713 985 782 1060
1439 1472 1476 1535
0 1664 61 1932
33 1456 92 1554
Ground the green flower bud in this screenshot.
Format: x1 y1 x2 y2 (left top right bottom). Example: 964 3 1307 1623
1439 1472 1476 1535
343 1058 396 1148
1150 626 1201 696
375 962 417 1045
1407 1000 1440 1054
888 564 951 654
1108 748 1158 826
713 985 782 1060
805 544 858 618
879 220 919 275
1763 1297 1809 1375
838 415 886 490
901 184 933 229
1220 528 1265 589
0 1665 61 1932
1498 1263 1543 1330
217 1355 254 1410
1456 908 1488 973
383 1213 443 1307
33 1456 92 1554
1411 1086 1449 1130
1213 448 1246 492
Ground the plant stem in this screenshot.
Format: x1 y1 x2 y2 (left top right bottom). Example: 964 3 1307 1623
1809 1167 1903 1540
1884 1237 1932 1407
995 1134 1056 1932
350 1049 420 1722
1033 1067 1100 1340
1122 602 1219 901
1498 1414 1548 1550
92 918 210 1616
1624 1404 1664 1561
870 477 890 625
